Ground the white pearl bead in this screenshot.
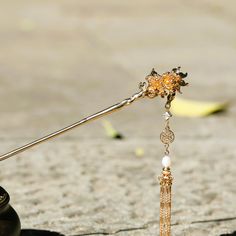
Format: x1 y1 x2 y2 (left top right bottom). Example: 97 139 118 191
162 155 171 168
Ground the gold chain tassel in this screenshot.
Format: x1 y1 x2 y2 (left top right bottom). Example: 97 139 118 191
159 168 173 236
159 94 175 236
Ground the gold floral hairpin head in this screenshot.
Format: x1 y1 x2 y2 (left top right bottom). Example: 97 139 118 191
145 67 188 99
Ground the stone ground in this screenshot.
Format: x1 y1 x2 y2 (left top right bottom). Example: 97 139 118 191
0 0 236 235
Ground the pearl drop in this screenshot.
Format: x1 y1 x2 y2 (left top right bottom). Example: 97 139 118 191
162 155 171 168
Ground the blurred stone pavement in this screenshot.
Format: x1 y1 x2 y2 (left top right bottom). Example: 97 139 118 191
0 1 235 235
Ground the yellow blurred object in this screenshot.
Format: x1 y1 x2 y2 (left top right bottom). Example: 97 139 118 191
171 98 228 117
102 120 123 139
19 18 35 32
135 148 145 157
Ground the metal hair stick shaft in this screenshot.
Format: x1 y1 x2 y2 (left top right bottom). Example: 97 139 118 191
0 89 146 162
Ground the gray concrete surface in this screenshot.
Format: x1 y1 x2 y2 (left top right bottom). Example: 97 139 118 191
0 1 235 235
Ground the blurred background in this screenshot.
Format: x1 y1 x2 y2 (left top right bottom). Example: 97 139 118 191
0 1 235 235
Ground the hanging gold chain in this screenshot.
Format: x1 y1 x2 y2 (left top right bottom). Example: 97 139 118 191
159 93 175 236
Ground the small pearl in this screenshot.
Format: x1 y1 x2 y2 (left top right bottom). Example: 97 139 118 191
162 155 171 168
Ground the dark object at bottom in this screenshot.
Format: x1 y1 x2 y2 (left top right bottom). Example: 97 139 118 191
21 230 64 236
0 186 21 236
221 232 236 236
